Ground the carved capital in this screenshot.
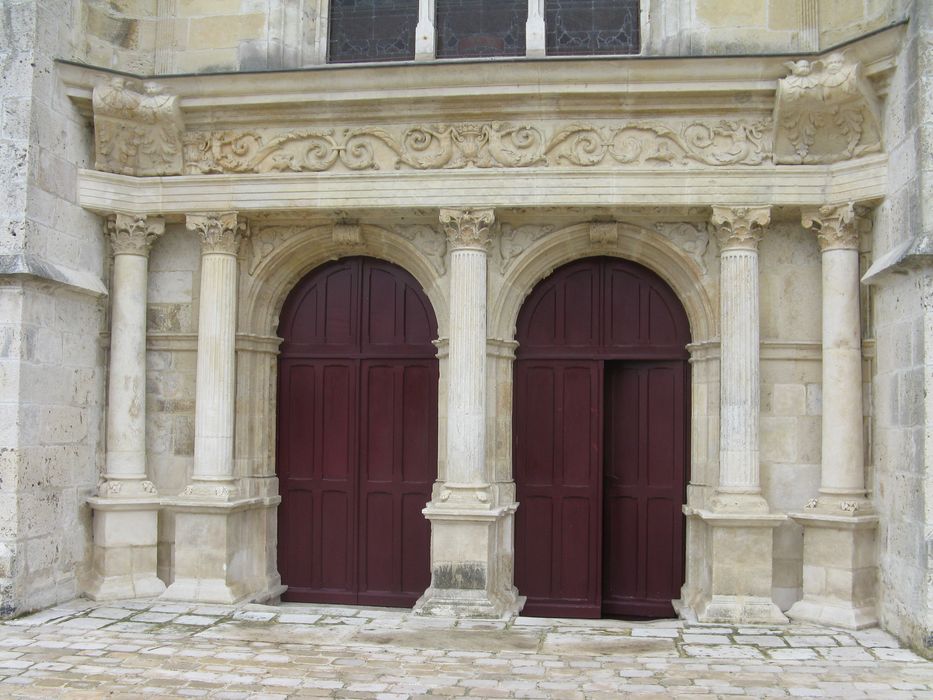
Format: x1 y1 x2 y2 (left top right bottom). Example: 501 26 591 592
108 214 164 256
710 206 770 252
187 212 245 255
802 203 860 251
333 223 364 247
440 208 495 251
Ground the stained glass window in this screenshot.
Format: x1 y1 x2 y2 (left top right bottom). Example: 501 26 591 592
545 0 640 56
328 0 418 63
436 0 526 59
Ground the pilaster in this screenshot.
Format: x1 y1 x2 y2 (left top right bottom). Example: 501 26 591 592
689 205 786 625
86 213 165 601
416 208 522 619
788 202 878 629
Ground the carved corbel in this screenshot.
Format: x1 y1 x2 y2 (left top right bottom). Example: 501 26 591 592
92 77 185 176
773 52 882 164
710 206 771 252
440 209 495 251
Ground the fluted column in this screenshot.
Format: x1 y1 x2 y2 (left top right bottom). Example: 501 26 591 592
86 214 165 600
688 205 786 625
804 203 869 506
186 212 244 500
711 205 771 512
441 208 494 490
416 208 520 619
788 202 878 629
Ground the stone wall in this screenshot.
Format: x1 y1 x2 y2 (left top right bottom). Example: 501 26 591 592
0 0 106 618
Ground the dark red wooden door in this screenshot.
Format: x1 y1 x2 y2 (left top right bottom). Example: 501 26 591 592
514 257 690 618
277 257 437 607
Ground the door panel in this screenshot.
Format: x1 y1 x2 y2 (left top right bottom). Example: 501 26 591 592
514 360 602 618
603 362 686 618
277 258 437 607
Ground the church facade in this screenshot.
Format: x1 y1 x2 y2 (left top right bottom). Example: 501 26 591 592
2 0 932 655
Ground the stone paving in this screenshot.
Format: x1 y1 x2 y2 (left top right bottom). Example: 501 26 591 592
0 598 930 699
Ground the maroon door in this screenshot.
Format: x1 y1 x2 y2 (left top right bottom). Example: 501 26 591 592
277 257 438 607
514 257 690 618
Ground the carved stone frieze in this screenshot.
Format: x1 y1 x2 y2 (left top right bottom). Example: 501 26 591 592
802 202 860 251
711 206 771 252
773 53 882 164
182 119 773 175
440 209 495 252
93 77 184 176
187 212 245 255
497 224 555 273
107 214 165 256
654 222 711 273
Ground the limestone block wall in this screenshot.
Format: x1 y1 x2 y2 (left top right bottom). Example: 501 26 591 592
869 0 933 655
0 0 107 618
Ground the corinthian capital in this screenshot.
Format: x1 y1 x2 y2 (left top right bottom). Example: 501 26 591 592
187 212 245 255
802 203 860 252
710 206 771 252
440 208 495 251
108 214 165 256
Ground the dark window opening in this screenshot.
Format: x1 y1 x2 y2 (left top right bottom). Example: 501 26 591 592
328 0 419 63
545 0 640 56
436 0 527 59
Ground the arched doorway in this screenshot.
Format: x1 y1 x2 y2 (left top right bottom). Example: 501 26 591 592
514 257 691 618
276 257 438 607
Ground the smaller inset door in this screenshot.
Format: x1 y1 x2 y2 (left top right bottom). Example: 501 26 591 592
603 361 686 618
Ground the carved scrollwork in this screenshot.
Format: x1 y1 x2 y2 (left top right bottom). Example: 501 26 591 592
182 119 773 175
773 53 882 164
93 78 184 176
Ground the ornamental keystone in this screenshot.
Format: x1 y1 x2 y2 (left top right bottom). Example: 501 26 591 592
440 209 495 251
802 203 860 251
187 212 246 255
711 206 771 252
108 214 165 256
589 222 620 246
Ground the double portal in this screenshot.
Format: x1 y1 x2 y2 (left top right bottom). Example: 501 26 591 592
276 256 690 617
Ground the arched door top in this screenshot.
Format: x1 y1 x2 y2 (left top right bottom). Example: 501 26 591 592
516 257 691 359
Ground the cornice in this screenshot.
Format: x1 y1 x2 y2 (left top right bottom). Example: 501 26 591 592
56 22 905 127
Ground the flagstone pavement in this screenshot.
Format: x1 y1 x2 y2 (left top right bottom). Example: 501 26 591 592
0 597 930 699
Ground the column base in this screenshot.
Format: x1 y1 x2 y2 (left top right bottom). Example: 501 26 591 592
161 495 281 605
415 502 523 619
85 497 165 601
787 510 879 630
687 508 788 625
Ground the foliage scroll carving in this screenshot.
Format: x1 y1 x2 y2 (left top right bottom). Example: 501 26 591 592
182 119 773 175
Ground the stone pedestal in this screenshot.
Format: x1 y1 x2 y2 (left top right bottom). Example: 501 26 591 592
87 214 165 601
788 203 878 629
415 209 521 618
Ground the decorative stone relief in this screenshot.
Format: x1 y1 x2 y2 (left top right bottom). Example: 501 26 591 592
773 53 882 164
93 77 184 176
187 212 245 255
654 222 711 273
801 202 859 251
107 214 165 256
710 206 771 251
393 225 449 276
182 119 772 175
333 223 364 247
497 224 555 273
440 209 495 251
589 222 620 246
245 226 306 276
